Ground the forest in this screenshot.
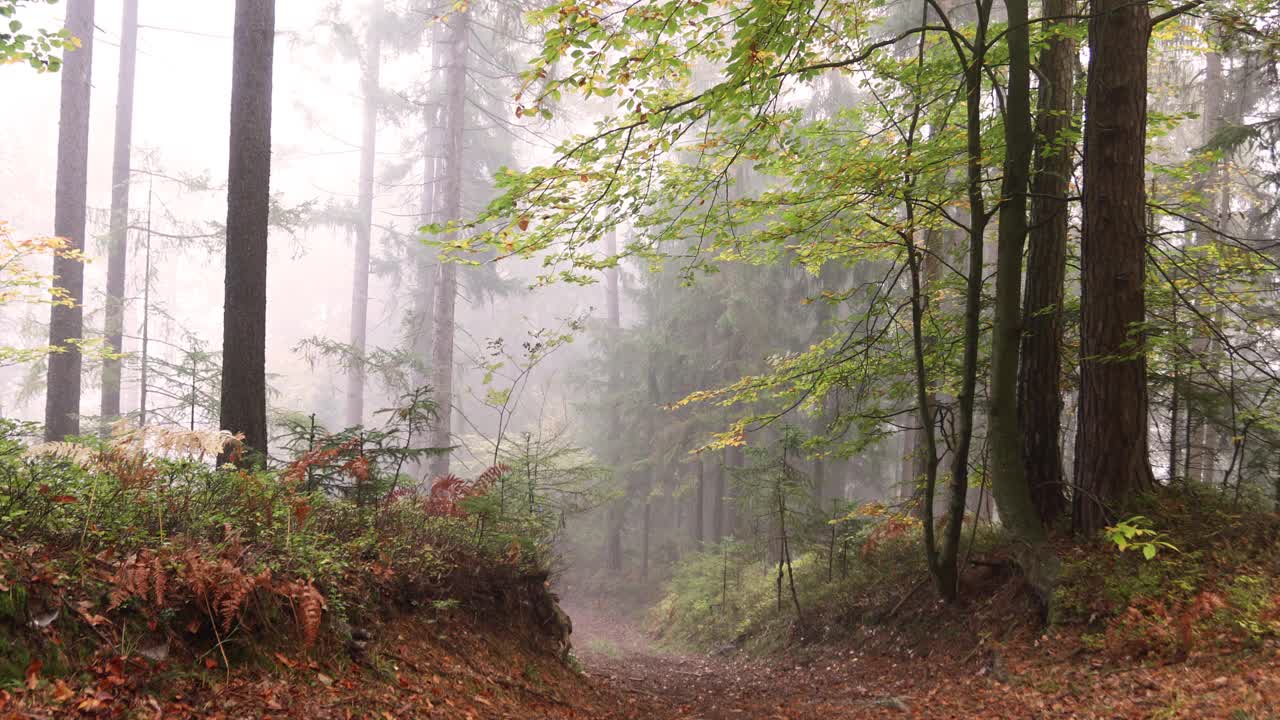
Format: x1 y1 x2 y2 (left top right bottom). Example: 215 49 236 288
1 0 1280 717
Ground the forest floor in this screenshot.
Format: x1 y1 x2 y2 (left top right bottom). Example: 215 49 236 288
565 588 1280 720
5 577 1278 718
5 591 1278 718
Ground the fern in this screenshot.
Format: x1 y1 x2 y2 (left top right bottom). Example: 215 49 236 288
279 580 326 647
24 425 242 468
23 441 96 466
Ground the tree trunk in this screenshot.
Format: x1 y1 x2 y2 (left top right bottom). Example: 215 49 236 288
725 446 742 538
101 0 138 429
711 451 726 541
1185 51 1225 484
641 498 651 580
345 0 382 428
990 0 1057 604
426 5 469 478
1073 0 1154 532
219 0 275 460
693 458 705 545
44 0 95 442
411 121 437 390
602 229 626 570
1018 0 1074 524
410 19 446 394
932 0 988 601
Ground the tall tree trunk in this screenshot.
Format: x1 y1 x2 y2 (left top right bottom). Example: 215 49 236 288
603 230 625 571
426 6 469 478
1186 51 1225 484
219 0 275 460
990 0 1056 604
411 126 437 389
693 458 705 544
1018 0 1074 524
44 0 95 442
410 56 443 396
932 0 989 601
101 0 138 429
641 497 651 580
1073 0 1154 532
345 0 383 428
711 450 726 541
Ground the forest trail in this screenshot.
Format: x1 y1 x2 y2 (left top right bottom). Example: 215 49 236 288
565 598 1280 720
567 602 917 719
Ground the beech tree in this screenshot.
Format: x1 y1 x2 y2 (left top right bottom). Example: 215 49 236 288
986 0 1054 597
1018 0 1075 524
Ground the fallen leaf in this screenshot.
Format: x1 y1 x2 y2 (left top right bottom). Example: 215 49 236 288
24 658 42 690
51 679 75 703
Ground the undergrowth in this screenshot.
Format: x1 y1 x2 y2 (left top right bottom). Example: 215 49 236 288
0 414 570 690
650 506 1008 652
1055 484 1280 661
653 486 1280 662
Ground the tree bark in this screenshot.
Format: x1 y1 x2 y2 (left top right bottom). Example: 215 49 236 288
426 5 469 478
1073 0 1154 532
1185 51 1225 484
410 18 446 394
693 458 705 544
101 0 138 429
933 0 988 601
711 450 726 541
219 0 275 460
345 0 382 428
1018 0 1074 524
990 0 1058 605
641 498 651 580
44 0 95 442
602 229 625 570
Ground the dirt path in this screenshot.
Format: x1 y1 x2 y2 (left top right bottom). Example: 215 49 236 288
565 603 909 720
563 599 1280 720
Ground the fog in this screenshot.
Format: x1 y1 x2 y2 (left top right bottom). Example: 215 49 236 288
1 0 600 462
5 0 1279 609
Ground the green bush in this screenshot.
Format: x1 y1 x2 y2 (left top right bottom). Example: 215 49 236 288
650 509 1012 652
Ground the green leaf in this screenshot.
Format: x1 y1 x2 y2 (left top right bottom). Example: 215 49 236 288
1142 544 1156 560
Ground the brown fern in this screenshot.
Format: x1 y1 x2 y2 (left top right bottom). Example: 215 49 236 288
299 582 325 647
109 552 155 610
475 464 511 492
214 559 252 632
277 580 326 647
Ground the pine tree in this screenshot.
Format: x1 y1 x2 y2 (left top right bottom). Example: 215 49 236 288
44 0 95 441
219 0 275 460
101 0 139 427
1074 0 1155 531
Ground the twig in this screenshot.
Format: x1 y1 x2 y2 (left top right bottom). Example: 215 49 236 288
887 577 930 619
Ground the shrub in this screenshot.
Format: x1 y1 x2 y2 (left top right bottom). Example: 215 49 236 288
0 418 557 685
